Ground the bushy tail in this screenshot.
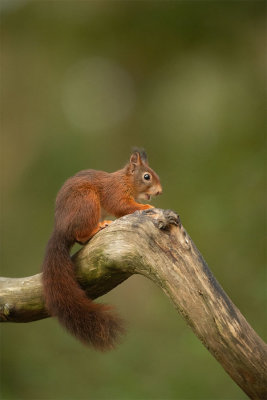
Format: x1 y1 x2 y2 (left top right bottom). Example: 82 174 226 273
42 231 124 350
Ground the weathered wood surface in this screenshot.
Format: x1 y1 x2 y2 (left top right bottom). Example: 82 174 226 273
0 209 266 399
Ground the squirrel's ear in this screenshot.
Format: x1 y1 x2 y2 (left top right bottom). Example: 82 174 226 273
129 152 141 173
131 147 148 164
130 152 141 165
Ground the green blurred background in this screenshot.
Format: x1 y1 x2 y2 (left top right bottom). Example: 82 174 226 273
1 1 266 399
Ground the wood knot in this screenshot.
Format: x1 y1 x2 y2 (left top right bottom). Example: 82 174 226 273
141 208 181 231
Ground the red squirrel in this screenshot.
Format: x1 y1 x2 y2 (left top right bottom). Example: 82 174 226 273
42 149 162 350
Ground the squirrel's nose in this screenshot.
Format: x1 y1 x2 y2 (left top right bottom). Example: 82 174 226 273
156 189 163 196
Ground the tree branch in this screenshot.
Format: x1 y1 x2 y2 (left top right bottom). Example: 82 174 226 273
0 209 266 399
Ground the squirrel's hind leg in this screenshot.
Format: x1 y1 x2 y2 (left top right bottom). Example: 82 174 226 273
73 190 101 244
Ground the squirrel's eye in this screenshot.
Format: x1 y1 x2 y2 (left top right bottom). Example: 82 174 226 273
143 173 151 181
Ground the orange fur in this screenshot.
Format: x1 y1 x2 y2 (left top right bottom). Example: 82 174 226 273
42 150 162 350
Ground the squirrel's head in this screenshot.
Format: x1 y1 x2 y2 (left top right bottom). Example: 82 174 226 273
126 149 162 202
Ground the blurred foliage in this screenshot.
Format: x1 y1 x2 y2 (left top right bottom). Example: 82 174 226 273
0 1 266 399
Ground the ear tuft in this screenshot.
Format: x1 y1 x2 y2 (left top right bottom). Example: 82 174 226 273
131 147 148 164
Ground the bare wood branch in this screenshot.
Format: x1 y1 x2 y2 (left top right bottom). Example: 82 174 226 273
0 209 266 399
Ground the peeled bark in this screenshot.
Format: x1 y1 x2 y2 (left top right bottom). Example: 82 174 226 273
0 209 266 399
